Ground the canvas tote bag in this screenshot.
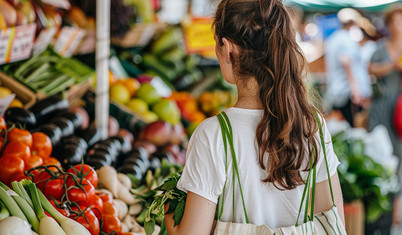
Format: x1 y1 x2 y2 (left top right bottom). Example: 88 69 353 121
213 112 347 235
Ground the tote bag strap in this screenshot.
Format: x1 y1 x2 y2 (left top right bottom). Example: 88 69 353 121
296 112 336 226
216 112 249 223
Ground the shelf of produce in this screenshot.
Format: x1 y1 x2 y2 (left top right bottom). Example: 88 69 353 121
111 22 167 48
0 71 36 108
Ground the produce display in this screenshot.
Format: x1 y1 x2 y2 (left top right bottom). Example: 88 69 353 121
1 50 93 97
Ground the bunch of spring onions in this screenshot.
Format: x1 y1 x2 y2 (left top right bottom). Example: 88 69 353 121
0 180 90 235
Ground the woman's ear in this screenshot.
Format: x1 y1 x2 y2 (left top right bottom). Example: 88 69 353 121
222 37 234 62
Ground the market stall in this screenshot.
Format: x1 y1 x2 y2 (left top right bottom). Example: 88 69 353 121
0 0 400 235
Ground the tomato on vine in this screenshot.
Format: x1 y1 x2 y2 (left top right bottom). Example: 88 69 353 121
7 128 33 148
102 214 122 233
66 178 95 203
67 164 98 188
0 154 24 185
75 210 100 235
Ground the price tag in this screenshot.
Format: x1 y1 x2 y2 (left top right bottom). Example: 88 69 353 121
183 17 215 54
151 76 172 98
41 0 71 10
0 94 15 116
33 27 57 56
53 26 86 57
0 28 15 64
10 24 36 62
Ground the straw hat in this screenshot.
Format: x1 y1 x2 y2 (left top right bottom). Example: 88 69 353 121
337 8 361 24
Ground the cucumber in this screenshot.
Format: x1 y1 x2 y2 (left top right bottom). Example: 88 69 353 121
161 46 186 62
151 27 183 55
142 54 176 81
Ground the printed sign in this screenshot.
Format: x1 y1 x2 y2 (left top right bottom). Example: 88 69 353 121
42 0 71 10
0 94 15 116
0 24 36 65
33 27 57 56
53 26 86 57
183 17 215 55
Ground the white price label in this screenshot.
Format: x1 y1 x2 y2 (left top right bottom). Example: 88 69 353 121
53 27 86 57
0 94 15 117
33 27 57 56
0 28 14 64
42 0 71 10
10 24 36 62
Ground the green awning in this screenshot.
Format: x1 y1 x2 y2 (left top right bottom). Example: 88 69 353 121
285 0 402 12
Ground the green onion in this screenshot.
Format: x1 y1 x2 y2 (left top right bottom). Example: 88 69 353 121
0 201 10 220
0 184 27 222
26 183 66 235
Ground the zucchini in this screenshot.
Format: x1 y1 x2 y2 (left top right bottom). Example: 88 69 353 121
151 27 183 55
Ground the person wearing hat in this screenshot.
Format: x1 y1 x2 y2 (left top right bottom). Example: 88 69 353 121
325 8 372 126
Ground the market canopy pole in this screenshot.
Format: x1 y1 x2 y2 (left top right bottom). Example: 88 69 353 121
96 0 110 139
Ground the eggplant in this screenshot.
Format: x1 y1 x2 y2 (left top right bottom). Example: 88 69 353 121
80 127 100 147
85 158 108 170
131 146 148 159
57 143 84 167
4 107 36 129
151 151 175 164
105 138 122 154
113 136 132 155
30 94 69 123
127 151 150 167
57 110 83 130
60 136 88 152
124 156 148 173
148 157 161 172
51 117 74 137
35 123 62 146
86 150 112 166
93 142 119 162
117 164 142 180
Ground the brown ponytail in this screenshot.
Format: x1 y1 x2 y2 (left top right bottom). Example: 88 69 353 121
213 0 319 190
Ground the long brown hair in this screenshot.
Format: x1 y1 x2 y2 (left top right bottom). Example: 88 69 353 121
213 0 319 190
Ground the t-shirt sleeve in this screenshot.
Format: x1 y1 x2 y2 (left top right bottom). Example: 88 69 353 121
316 118 340 183
176 119 226 203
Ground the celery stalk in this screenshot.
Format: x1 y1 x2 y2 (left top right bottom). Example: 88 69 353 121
0 201 10 220
11 182 33 208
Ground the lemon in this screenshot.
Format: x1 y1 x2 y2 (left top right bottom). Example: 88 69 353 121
126 98 149 114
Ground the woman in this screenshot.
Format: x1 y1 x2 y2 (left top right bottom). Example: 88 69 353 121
368 5 402 225
166 0 344 234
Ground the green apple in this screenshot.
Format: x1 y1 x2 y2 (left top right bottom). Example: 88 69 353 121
152 99 181 125
126 98 149 114
110 84 131 104
136 84 161 105
142 111 159 123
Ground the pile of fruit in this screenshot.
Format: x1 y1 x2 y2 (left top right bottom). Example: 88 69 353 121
0 83 24 108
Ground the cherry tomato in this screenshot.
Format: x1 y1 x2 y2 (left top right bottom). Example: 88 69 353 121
24 155 43 171
0 154 24 185
67 164 98 188
2 141 31 162
35 172 65 200
42 157 62 168
97 191 113 204
7 128 32 148
80 195 103 221
102 202 118 217
31 132 52 158
67 178 95 203
76 210 100 235
49 200 70 217
102 214 122 233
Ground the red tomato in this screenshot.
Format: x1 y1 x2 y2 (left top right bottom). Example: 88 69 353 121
35 172 65 201
0 155 24 185
8 170 29 185
67 164 98 188
66 178 95 203
102 202 118 217
97 191 113 204
80 195 103 221
76 210 100 235
42 157 62 168
31 132 52 158
49 200 70 217
7 128 33 148
24 155 43 171
2 141 31 162
102 214 122 233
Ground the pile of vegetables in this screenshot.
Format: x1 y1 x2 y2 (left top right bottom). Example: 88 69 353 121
0 179 90 235
1 49 93 96
332 130 399 222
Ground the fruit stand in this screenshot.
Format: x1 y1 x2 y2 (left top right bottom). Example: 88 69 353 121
0 0 400 235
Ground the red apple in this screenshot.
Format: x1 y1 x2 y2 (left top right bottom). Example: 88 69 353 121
133 140 157 155
108 116 120 137
170 123 185 145
141 121 172 147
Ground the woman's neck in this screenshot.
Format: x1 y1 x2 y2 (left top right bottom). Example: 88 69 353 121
234 78 263 109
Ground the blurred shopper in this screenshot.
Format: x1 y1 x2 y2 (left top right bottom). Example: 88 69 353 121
368 5 402 225
325 8 372 126
358 17 377 69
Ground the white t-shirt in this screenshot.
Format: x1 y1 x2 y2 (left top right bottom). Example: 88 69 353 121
177 107 340 229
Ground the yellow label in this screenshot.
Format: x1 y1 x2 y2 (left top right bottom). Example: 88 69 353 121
184 18 215 54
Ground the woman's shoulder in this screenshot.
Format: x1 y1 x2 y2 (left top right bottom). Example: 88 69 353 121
190 115 221 142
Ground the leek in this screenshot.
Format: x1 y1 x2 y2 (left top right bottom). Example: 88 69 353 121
26 183 66 235
22 180 90 235
11 181 33 208
0 201 10 221
0 185 27 221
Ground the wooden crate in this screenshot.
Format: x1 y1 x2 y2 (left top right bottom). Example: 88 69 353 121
111 23 167 48
0 71 36 108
